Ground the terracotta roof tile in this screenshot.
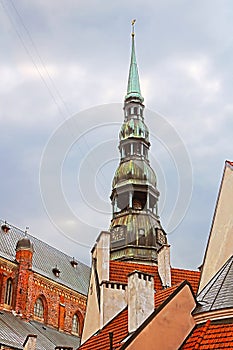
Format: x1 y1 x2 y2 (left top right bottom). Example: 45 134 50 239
154 283 182 308
171 267 200 294
109 261 162 289
109 261 200 294
80 263 200 349
79 308 128 350
182 320 233 349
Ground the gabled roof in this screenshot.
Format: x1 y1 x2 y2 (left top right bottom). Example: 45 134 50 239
195 255 233 314
0 220 90 295
0 310 80 349
79 259 200 350
110 260 200 294
198 160 233 292
79 281 195 350
181 319 233 349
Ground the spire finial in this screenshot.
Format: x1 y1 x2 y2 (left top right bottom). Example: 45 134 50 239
25 226 29 236
125 19 144 103
131 19 136 37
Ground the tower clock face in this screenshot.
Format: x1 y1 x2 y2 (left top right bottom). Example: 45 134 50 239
157 230 166 245
111 226 125 241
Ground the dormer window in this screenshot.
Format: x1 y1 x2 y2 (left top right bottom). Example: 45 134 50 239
52 266 60 277
70 258 78 268
1 222 10 233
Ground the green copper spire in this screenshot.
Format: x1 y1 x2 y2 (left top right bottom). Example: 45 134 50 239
125 20 144 103
109 22 167 265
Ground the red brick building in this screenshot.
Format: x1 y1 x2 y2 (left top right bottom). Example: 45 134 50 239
0 220 90 349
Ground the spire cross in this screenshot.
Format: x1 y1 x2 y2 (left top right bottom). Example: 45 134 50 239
131 19 136 37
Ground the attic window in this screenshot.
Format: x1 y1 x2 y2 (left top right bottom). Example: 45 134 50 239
1 222 10 233
52 266 60 277
70 258 78 268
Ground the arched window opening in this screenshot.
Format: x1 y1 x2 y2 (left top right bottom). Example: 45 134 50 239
34 298 44 319
4 278 13 306
72 314 80 335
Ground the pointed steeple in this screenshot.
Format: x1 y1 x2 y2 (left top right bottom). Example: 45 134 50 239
109 21 167 265
125 20 144 103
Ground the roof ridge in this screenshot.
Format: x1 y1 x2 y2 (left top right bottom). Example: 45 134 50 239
198 255 233 301
0 219 86 265
156 281 183 294
0 219 90 295
210 256 233 309
194 319 211 349
171 266 199 272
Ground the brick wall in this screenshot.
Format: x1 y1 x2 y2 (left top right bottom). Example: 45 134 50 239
0 256 86 336
0 259 18 309
15 249 33 319
29 274 86 333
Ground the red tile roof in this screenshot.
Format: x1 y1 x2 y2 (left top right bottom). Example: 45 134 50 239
110 261 200 294
171 267 200 294
109 260 162 289
154 283 182 308
79 263 200 349
182 320 233 349
79 281 190 350
79 308 128 350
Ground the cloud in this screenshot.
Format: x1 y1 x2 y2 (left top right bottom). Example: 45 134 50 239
1 0 233 269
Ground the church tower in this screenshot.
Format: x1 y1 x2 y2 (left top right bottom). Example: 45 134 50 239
110 21 167 264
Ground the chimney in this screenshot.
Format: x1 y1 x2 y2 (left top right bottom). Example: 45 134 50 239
95 231 110 283
128 271 154 333
158 244 171 288
23 335 37 350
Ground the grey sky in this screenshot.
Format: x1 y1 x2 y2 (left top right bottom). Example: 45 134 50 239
1 0 232 268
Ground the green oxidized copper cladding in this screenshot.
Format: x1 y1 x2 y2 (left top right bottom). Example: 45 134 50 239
112 160 156 188
109 22 167 264
120 118 149 142
109 213 159 238
125 33 144 102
